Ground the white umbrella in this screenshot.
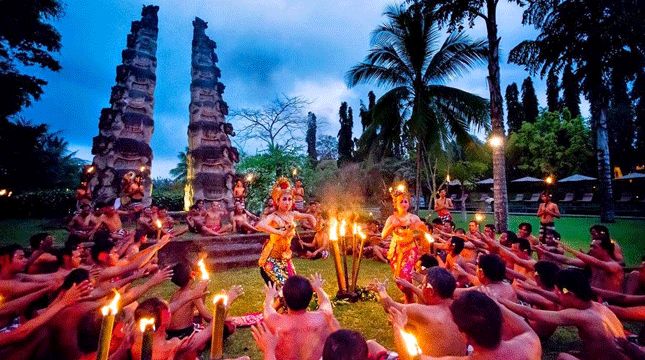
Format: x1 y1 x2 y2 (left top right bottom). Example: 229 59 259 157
511 176 544 183
476 178 493 185
448 179 462 186
559 174 597 182
616 172 645 180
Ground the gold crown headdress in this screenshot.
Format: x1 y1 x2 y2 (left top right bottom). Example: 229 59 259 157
389 182 409 199
271 177 293 203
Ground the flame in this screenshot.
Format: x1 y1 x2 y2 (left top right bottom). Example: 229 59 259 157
446 174 451 182
329 218 339 241
86 166 95 174
400 330 422 357
138 317 156 332
245 173 254 182
140 166 146 172
213 293 228 306
155 219 163 229
292 168 298 176
545 176 554 185
396 184 406 193
424 232 434 244
101 290 121 316
352 223 358 235
339 219 347 237
197 258 210 280
489 135 503 148
475 213 485 223
357 226 367 240
0 189 6 196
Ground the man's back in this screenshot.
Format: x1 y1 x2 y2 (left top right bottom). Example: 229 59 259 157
270 311 338 360
408 303 467 357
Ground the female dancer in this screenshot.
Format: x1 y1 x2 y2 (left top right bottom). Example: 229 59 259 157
382 183 429 303
256 177 317 287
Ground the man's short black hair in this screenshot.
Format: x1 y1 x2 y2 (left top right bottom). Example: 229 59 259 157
171 262 192 288
426 267 457 299
29 232 50 250
484 224 496 232
454 228 466 235
450 291 502 349
450 236 465 255
590 224 610 242
322 329 369 360
516 238 532 255
445 220 456 228
135 297 168 329
518 222 532 233
418 254 439 270
91 237 115 263
478 254 506 282
63 268 90 290
283 275 313 311
534 261 560 290
431 218 443 226
556 268 594 301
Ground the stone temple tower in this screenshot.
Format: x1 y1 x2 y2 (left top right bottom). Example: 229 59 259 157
185 17 239 210
90 5 159 206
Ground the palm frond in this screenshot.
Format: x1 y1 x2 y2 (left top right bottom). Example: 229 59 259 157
424 32 488 83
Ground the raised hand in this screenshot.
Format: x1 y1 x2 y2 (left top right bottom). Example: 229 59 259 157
59 280 92 306
394 277 414 290
251 321 278 354
226 285 244 304
264 282 279 300
149 265 173 285
308 273 325 290
368 278 388 294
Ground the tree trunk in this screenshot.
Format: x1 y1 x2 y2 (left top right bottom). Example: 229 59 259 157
486 1 509 232
590 87 615 222
415 141 421 214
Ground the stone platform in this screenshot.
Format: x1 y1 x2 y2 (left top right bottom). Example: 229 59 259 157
158 231 316 271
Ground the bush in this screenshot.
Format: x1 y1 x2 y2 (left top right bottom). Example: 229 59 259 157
0 189 76 218
152 188 184 211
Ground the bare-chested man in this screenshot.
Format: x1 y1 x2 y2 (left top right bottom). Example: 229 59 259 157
537 192 560 243
293 179 305 212
202 202 233 235
263 274 339 360
68 204 97 240
93 204 127 240
455 254 518 302
232 202 259 234
500 268 627 360
517 222 539 246
373 267 467 357
434 188 454 223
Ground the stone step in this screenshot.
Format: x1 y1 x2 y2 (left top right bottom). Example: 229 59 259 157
203 242 263 257
206 254 258 271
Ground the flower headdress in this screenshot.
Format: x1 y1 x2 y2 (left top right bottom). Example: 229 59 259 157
389 182 410 200
271 177 293 204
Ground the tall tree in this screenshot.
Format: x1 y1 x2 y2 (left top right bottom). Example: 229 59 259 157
607 69 635 172
317 135 339 160
359 91 376 131
306 112 317 165
431 0 512 231
521 77 539 122
0 0 64 119
231 95 310 152
634 72 645 158
169 147 188 182
561 63 581 117
505 83 523 133
337 102 354 166
546 70 560 112
347 3 490 213
510 0 644 222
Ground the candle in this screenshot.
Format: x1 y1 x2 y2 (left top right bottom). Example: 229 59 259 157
350 226 368 291
339 219 349 289
197 258 210 281
328 218 347 293
139 318 155 360
210 294 228 360
96 290 120 360
155 219 162 240
400 330 422 359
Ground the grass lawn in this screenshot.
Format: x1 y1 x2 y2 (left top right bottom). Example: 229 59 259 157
0 216 643 359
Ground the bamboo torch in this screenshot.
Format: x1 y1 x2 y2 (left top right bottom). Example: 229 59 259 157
350 226 368 292
139 317 155 360
340 219 349 289
328 218 347 293
197 258 210 281
424 232 435 255
210 294 228 360
96 290 120 360
349 223 359 292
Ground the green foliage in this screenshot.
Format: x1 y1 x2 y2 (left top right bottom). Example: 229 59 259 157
306 112 317 165
506 110 594 178
316 135 338 160
0 0 64 118
151 187 183 211
337 102 354 166
0 189 75 218
505 83 523 134
169 147 188 182
0 119 85 192
560 63 581 118
546 70 560 112
521 76 539 123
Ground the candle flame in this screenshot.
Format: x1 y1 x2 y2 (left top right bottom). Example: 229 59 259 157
139 317 156 332
352 223 358 235
329 218 338 241
140 166 146 172
101 289 121 316
357 226 367 240
86 166 95 174
446 174 451 182
213 294 228 307
400 330 422 357
0 189 6 196
155 219 163 229
396 184 406 193
245 173 254 182
197 258 209 280
339 219 347 237
424 232 434 244
545 176 554 185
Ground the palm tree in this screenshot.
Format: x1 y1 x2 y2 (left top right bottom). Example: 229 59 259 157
509 0 643 222
347 2 490 213
169 147 188 183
